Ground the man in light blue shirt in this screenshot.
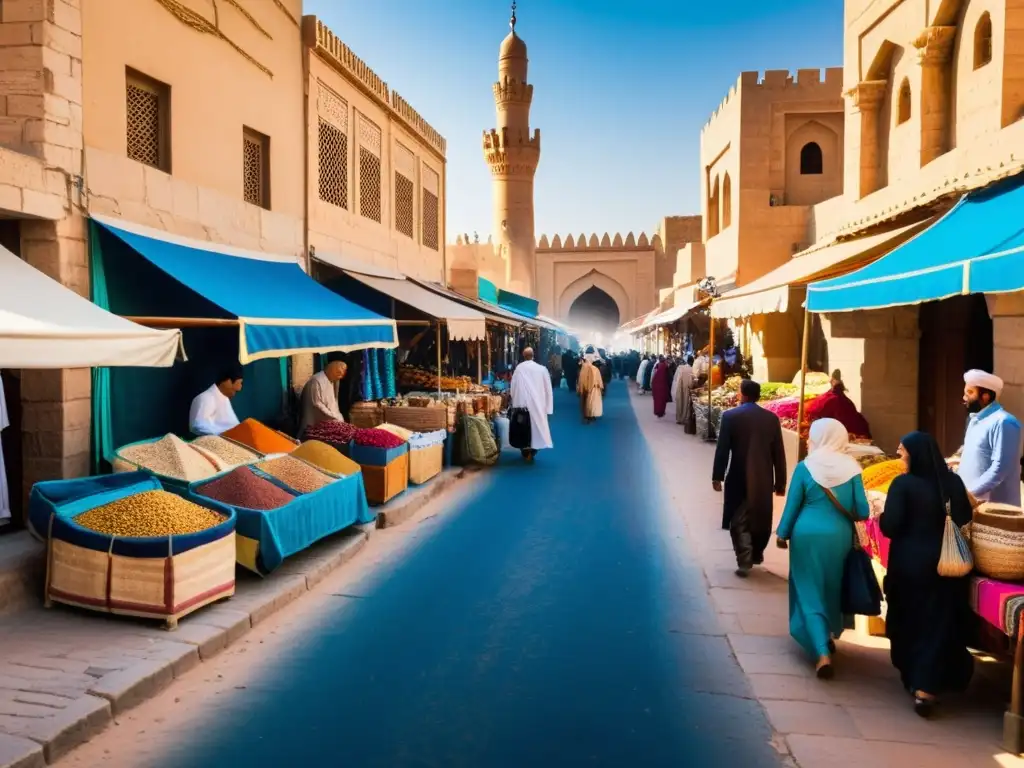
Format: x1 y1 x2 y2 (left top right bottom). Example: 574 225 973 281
957 369 1022 507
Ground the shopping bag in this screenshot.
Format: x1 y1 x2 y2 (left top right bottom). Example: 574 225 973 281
508 407 532 450
937 502 973 577
841 548 883 617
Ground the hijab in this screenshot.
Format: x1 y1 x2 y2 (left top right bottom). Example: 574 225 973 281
900 430 955 505
803 418 863 488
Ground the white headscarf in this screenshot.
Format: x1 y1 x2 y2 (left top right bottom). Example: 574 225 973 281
802 418 863 488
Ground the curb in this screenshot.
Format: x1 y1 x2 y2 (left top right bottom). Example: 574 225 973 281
0 468 470 767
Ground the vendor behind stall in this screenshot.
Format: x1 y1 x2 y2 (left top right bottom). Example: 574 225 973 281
804 370 871 439
299 360 347 435
189 366 243 436
956 369 1022 506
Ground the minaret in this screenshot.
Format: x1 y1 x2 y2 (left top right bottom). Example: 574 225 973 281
483 2 540 296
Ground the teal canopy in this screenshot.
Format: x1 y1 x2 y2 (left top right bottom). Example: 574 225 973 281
92 215 397 362
806 173 1024 313
496 288 539 318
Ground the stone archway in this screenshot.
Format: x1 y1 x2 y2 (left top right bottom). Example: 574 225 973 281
567 287 621 333
557 270 632 325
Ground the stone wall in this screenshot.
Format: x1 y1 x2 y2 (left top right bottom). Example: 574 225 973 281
821 306 920 454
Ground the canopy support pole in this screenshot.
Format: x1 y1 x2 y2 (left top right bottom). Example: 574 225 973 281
436 321 442 396
705 315 715 443
122 316 238 328
796 306 811 460
477 340 483 385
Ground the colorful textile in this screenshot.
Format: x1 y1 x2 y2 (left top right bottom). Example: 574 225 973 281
361 350 373 402
804 387 872 439
862 517 890 569
970 577 1024 636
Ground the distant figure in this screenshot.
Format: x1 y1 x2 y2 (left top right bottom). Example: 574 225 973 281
562 348 580 392
636 355 650 394
577 356 604 422
510 348 554 463
713 379 787 577
673 356 696 433
652 355 671 418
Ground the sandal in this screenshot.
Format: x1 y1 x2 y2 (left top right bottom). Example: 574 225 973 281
913 691 936 718
815 657 834 680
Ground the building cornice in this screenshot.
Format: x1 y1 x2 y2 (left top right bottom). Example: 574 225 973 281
303 16 447 160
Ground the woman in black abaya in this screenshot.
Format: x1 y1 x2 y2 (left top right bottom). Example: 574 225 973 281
879 430 974 717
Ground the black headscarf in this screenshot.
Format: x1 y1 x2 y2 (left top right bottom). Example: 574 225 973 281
900 431 960 513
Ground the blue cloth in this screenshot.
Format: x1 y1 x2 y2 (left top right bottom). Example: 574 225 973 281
958 402 1023 505
776 464 870 658
806 173 1024 312
93 219 397 362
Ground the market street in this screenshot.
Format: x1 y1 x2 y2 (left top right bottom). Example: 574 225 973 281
54 381 781 768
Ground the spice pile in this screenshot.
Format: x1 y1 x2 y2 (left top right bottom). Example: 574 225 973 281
118 435 219 482
352 428 406 449
304 420 358 445
256 456 334 494
197 467 296 510
191 435 260 469
376 423 413 442
862 459 905 493
75 491 225 537
292 440 358 476
222 419 297 455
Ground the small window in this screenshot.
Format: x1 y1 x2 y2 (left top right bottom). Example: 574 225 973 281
422 189 439 251
358 148 382 223
721 173 732 229
125 69 170 172
394 172 414 238
897 79 911 125
318 119 348 210
242 127 270 209
799 142 823 175
974 13 993 70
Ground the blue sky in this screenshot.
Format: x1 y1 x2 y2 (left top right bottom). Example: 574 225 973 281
306 0 845 241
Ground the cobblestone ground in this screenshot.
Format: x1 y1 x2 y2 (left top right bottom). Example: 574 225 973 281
630 384 1024 768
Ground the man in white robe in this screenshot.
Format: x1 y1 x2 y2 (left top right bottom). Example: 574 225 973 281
510 347 553 462
189 366 243 436
636 356 650 393
0 374 9 526
299 360 348 435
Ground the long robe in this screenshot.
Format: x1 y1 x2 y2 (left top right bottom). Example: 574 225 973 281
881 431 974 696
577 361 604 419
712 403 787 567
510 360 554 450
652 362 671 418
804 386 872 439
0 376 9 525
636 359 650 390
673 364 695 428
776 464 869 658
642 359 655 392
562 352 580 393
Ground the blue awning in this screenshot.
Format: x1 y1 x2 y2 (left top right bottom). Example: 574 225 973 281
92 215 397 363
496 288 539 318
806 174 1024 313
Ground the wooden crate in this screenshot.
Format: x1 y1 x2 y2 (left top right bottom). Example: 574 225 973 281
45 532 236 630
409 443 443 485
361 452 409 505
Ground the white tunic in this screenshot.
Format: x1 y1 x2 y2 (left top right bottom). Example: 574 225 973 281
0 375 9 524
299 371 344 435
510 360 554 450
636 359 650 387
189 383 240 436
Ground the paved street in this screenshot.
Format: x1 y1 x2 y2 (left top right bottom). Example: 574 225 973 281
18 379 1024 768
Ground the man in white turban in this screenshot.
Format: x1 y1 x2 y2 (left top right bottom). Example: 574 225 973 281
957 369 1022 506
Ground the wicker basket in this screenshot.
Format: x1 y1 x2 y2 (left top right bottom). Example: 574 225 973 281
971 503 1024 580
349 402 384 428
361 452 409 505
384 405 447 432
409 443 443 485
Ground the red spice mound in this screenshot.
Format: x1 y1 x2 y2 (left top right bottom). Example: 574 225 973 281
352 428 405 449
304 419 358 445
222 419 297 455
197 466 296 510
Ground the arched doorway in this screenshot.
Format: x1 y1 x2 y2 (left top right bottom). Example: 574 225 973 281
567 286 621 334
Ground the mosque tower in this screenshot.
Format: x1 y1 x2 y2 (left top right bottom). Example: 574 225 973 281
483 1 541 296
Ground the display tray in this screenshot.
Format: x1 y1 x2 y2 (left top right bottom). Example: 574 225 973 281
28 472 237 630
362 453 409 506
409 443 443 485
190 466 375 576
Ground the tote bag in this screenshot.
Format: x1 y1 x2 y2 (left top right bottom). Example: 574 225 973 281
937 500 974 577
508 407 532 450
821 486 883 617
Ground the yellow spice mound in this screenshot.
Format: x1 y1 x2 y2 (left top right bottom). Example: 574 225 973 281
75 491 225 537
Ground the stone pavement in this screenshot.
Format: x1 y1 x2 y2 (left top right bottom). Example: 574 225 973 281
631 387 1024 768
0 468 468 768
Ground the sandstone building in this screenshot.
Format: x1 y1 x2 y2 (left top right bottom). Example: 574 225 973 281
0 0 446 515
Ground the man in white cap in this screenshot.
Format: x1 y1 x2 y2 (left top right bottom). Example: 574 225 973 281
957 369 1022 506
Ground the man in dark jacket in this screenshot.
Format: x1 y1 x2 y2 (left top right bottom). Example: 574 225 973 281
712 379 787 577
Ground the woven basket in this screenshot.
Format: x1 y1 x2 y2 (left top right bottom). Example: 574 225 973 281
46 531 236 630
349 402 384 428
361 452 409 505
384 405 447 432
971 503 1024 580
409 443 443 485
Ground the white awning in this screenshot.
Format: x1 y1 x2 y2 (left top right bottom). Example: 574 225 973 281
636 300 705 332
0 244 182 368
710 220 932 320
342 270 488 342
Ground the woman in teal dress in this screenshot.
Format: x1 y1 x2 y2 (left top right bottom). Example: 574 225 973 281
776 418 870 678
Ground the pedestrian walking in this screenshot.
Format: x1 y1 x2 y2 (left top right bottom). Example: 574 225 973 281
712 379 787 577
509 347 554 463
577 356 604 422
